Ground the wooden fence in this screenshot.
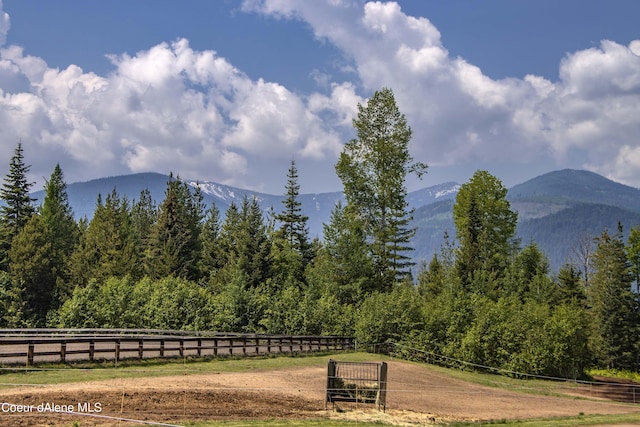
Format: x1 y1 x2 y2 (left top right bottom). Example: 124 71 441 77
0 329 355 366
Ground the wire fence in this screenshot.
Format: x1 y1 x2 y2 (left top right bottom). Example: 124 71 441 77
361 341 640 404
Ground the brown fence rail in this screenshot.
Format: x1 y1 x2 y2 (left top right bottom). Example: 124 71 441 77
0 329 355 366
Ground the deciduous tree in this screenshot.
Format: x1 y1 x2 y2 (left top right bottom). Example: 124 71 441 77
335 87 427 289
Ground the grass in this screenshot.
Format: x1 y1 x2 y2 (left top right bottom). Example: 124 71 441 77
589 368 640 383
446 413 640 426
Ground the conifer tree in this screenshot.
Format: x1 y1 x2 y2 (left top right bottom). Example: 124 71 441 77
131 188 158 267
145 175 204 280
453 170 517 290
316 201 374 302
8 215 55 325
241 197 271 288
588 227 638 369
0 143 35 270
39 164 78 303
626 226 640 294
217 197 271 289
68 190 137 286
199 203 224 280
557 263 586 305
275 159 311 264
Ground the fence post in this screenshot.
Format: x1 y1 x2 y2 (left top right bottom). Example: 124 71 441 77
179 339 184 358
27 342 34 366
89 340 95 361
160 339 165 357
267 337 271 354
197 338 202 357
213 338 218 356
60 341 66 363
138 339 143 359
115 340 120 362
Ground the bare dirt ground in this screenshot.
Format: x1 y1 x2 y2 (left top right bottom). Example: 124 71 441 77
1 360 640 426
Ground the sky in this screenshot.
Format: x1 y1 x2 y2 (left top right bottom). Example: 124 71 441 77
0 0 639 195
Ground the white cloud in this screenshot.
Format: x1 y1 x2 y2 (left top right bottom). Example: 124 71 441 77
0 27 344 190
248 0 640 187
0 0 8 46
1 0 640 193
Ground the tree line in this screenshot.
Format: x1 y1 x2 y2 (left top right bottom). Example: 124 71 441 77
1 88 639 378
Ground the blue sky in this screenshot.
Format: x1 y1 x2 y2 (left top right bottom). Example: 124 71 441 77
1 0 639 194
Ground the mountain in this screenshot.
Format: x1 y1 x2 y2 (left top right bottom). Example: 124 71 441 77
509 169 640 270
31 173 458 239
30 168 640 272
508 169 640 220
410 169 640 271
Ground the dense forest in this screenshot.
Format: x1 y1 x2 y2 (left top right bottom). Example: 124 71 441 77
1 88 640 379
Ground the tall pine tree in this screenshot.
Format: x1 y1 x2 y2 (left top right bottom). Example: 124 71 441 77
0 143 35 270
275 160 310 254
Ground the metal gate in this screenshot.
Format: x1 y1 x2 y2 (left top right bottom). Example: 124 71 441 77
326 359 387 411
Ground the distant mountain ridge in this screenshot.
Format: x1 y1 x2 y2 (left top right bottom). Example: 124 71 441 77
30 169 640 272
31 172 460 238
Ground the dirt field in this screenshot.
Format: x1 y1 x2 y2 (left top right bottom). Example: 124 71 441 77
1 359 640 426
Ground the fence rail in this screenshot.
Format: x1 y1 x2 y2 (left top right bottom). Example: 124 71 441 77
0 330 355 366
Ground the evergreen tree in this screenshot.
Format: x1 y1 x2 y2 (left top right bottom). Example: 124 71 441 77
68 189 138 286
557 263 586 306
0 271 27 327
146 175 203 280
508 242 557 304
417 255 445 298
626 226 640 294
335 87 427 289
199 203 224 282
216 197 271 290
39 164 78 304
239 197 271 288
8 214 55 325
0 143 35 270
588 227 638 369
275 159 311 264
131 188 158 272
219 201 241 263
311 201 374 303
453 170 518 290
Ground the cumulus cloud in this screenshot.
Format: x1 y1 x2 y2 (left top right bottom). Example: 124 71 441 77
247 0 640 187
1 0 640 193
0 25 343 190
